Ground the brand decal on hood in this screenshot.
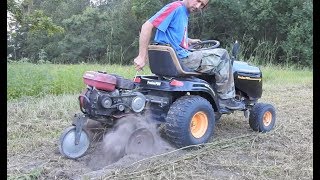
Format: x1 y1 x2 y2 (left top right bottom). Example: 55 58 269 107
147 81 161 86
238 75 261 82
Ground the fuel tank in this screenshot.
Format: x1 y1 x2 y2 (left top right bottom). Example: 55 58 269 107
83 71 117 91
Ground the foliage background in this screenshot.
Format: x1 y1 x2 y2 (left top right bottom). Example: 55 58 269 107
7 0 313 67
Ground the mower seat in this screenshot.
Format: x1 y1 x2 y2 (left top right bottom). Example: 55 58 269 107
148 45 201 77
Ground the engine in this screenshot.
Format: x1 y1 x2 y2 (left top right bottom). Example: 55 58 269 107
78 71 146 119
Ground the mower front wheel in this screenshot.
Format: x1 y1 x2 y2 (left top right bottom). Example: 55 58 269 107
249 103 276 132
165 95 215 148
59 126 91 159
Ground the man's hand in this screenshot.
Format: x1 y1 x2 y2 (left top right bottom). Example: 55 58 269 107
133 56 146 71
133 21 154 71
188 38 201 45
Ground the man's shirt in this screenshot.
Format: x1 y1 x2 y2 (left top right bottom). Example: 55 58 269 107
148 1 190 59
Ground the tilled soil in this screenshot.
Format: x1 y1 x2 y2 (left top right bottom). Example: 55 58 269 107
7 83 313 179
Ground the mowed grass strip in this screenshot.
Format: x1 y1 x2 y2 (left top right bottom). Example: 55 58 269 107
8 84 313 179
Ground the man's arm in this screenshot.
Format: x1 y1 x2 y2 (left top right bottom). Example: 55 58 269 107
134 21 155 71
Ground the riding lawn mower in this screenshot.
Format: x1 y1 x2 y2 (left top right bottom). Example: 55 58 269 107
58 40 276 159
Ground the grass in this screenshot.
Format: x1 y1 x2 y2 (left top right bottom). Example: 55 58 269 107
7 62 313 179
7 62 312 100
8 168 44 180
7 62 151 100
259 65 312 87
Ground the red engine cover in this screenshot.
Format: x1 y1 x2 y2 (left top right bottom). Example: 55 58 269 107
83 71 117 91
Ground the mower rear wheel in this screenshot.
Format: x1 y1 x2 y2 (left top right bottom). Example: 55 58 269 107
125 128 155 155
165 95 215 148
59 126 91 159
249 103 276 132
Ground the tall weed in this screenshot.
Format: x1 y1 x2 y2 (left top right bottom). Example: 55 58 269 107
239 35 280 66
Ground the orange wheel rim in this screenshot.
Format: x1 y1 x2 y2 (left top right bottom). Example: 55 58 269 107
263 111 272 126
190 111 208 138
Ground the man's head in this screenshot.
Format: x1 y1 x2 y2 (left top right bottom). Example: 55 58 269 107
183 0 209 13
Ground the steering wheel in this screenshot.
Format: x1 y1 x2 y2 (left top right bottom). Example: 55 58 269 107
188 40 220 51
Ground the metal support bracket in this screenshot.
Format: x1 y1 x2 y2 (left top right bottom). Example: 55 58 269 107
73 114 88 145
244 109 250 118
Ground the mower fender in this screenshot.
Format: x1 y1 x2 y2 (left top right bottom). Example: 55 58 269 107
186 83 220 112
139 76 220 111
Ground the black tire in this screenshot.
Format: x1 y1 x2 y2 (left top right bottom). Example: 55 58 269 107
164 95 215 148
249 103 276 132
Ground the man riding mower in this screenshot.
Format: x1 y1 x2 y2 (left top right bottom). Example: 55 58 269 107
58 40 276 159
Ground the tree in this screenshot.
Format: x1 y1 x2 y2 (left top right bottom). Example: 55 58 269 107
131 0 163 24
280 0 313 67
7 0 313 67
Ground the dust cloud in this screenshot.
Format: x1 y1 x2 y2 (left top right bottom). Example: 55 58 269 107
86 114 175 171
